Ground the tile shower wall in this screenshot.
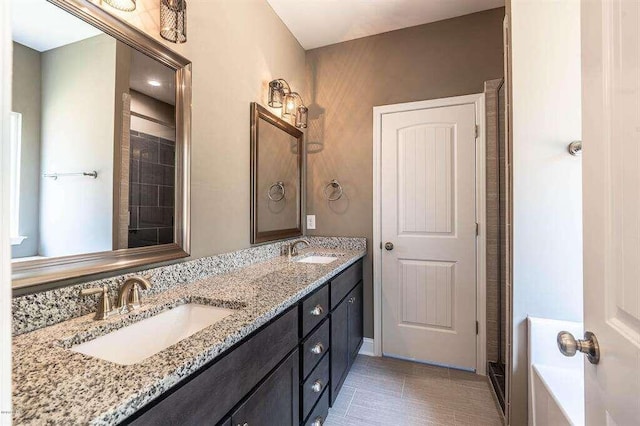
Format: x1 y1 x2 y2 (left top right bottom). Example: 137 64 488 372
485 78 503 363
129 130 175 248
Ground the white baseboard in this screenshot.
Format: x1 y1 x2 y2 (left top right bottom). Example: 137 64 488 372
358 338 376 356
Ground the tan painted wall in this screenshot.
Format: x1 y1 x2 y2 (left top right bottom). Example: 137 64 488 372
305 8 505 338
104 0 306 259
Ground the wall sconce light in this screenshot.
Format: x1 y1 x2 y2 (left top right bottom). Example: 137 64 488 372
102 0 136 11
160 0 187 44
267 78 307 129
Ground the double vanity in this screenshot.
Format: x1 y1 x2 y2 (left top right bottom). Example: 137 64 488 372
9 2 365 425
12 239 365 425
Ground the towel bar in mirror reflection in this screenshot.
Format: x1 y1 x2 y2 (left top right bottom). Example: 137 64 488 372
43 171 98 180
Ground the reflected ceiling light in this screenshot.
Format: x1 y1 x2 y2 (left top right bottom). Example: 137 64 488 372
161 0 187 44
102 0 136 11
148 80 162 87
267 78 308 129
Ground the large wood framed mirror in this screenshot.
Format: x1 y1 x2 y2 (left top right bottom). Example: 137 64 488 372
10 0 191 289
250 103 303 244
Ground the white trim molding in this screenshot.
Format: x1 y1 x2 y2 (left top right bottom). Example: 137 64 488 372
372 93 487 376
358 338 376 357
1 0 13 420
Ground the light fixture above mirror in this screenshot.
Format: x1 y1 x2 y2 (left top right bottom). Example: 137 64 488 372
268 78 308 129
160 0 187 44
102 0 136 11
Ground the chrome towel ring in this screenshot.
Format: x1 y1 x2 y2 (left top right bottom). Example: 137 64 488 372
324 179 343 201
268 181 286 202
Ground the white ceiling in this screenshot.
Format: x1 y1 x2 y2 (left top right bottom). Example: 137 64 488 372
11 0 102 52
130 50 176 106
267 0 505 50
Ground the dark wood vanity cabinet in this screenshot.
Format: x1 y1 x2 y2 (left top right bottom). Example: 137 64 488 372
124 259 363 426
330 280 364 405
231 350 300 426
347 282 364 361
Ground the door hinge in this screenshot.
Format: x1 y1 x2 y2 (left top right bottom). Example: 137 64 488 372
476 321 479 335
475 222 479 236
475 124 479 138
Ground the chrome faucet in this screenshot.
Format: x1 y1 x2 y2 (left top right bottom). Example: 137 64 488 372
117 275 152 313
287 238 311 258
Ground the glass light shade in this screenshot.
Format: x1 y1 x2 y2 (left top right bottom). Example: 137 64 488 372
103 0 136 11
160 0 187 44
282 93 297 118
268 80 284 108
295 105 308 129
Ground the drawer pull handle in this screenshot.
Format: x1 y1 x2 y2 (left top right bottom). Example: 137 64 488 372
311 379 323 393
348 297 356 304
310 342 324 355
310 304 324 316
311 417 324 426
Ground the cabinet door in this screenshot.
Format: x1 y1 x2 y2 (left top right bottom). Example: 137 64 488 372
330 298 349 405
231 350 299 426
347 281 364 362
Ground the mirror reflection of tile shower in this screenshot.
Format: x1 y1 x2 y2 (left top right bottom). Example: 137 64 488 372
128 124 175 248
126 50 176 248
487 80 507 413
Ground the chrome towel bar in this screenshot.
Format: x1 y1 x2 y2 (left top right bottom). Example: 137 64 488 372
43 171 98 180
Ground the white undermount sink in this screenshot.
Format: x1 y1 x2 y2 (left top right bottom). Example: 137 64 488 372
295 255 338 264
71 304 235 365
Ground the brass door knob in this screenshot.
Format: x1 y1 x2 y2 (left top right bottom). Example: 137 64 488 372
557 330 600 364
384 242 394 251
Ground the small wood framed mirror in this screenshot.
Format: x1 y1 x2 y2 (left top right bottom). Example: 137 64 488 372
250 103 303 244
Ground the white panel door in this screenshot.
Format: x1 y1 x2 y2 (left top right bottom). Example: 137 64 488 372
582 0 640 424
381 103 477 369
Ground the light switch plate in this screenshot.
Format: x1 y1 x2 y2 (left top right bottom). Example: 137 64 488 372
306 215 316 230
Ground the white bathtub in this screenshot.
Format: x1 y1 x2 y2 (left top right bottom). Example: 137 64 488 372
528 317 584 426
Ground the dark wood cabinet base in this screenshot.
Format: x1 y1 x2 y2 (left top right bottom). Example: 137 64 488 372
123 259 364 426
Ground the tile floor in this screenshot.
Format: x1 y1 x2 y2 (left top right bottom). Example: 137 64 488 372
325 355 504 426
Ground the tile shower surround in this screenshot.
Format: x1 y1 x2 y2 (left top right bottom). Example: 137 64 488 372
12 236 366 335
129 130 175 248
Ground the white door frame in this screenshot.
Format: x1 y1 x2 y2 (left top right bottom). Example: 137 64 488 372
372 93 487 375
0 0 13 420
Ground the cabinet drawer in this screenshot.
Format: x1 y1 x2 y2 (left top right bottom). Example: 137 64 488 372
300 284 329 338
301 353 329 420
127 308 298 426
330 260 363 309
301 319 330 379
304 388 329 426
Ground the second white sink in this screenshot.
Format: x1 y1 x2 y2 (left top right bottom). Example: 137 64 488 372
71 304 235 365
295 255 338 264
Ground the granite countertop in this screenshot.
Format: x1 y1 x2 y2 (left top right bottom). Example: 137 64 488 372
12 247 365 425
